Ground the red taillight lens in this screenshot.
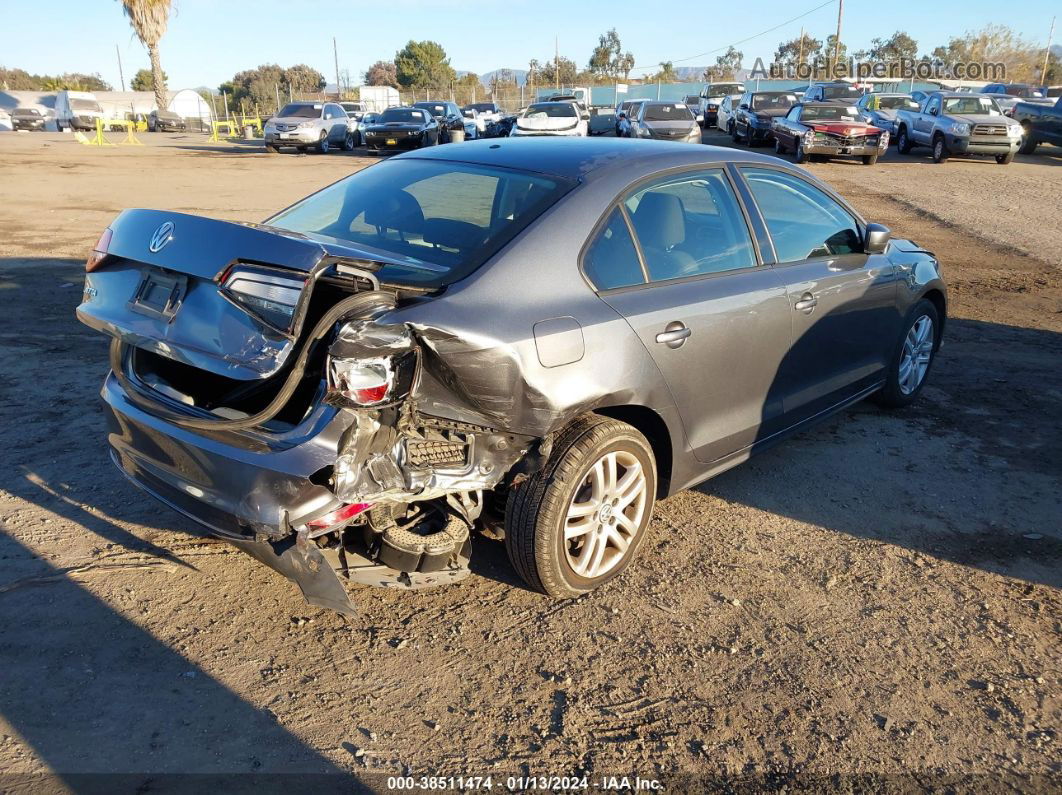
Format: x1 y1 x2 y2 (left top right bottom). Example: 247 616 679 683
328 357 394 407
305 502 372 529
85 228 113 272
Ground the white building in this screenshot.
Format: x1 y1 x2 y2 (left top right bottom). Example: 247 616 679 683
0 88 214 130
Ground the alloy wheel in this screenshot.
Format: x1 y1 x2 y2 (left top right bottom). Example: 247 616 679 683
563 450 648 579
898 315 934 394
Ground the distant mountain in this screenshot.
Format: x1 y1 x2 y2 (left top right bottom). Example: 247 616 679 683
674 67 708 81
479 68 529 87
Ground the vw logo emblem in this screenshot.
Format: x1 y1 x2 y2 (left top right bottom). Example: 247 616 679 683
148 221 175 253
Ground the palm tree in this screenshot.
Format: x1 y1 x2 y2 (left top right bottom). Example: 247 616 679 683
118 0 172 111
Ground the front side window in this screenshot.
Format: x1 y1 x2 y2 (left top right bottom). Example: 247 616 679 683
740 168 862 263
583 209 645 290
268 160 573 287
623 170 757 282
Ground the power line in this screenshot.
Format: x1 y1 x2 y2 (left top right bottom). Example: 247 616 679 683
631 0 837 73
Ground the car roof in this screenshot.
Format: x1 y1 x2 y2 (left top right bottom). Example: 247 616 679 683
389 137 783 180
800 101 858 107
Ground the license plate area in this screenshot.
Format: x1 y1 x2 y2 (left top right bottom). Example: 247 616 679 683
129 269 187 322
386 138 397 146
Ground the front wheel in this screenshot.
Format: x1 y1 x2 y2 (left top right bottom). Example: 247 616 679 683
931 134 949 163
316 131 330 154
1018 124 1037 155
793 141 807 163
995 151 1014 165
896 127 912 154
862 154 879 165
505 415 657 598
774 137 787 155
873 299 940 408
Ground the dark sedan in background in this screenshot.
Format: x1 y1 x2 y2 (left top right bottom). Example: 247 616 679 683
76 138 945 615
773 102 888 165
10 107 45 131
148 109 187 132
732 91 798 146
412 100 467 141
363 107 441 152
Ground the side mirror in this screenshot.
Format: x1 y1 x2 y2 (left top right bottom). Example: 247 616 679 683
864 223 891 254
740 103 749 110
696 114 704 123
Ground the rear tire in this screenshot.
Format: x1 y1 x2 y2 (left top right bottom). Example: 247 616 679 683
731 122 741 142
744 125 755 147
505 415 657 598
774 137 787 155
873 299 940 409
1018 124 1037 154
793 141 807 163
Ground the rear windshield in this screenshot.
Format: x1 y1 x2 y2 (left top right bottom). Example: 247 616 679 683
875 95 919 110
684 96 701 104
267 159 575 288
278 103 321 118
801 105 861 121
943 96 1002 115
524 103 576 118
643 103 695 121
340 103 363 112
467 103 498 112
750 93 797 110
820 85 861 99
379 108 429 123
414 102 448 117
1004 86 1041 97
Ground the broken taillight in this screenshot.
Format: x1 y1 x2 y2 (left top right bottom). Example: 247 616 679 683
328 358 395 406
219 264 306 332
85 227 113 272
306 502 372 529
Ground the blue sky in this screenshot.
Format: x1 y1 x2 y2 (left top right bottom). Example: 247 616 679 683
3 0 1057 89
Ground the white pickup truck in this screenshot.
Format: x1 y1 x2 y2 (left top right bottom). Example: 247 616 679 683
694 82 745 128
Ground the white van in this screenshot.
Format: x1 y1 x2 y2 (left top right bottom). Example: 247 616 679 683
55 91 104 131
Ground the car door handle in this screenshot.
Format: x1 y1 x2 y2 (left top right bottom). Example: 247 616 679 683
655 322 691 349
793 293 818 313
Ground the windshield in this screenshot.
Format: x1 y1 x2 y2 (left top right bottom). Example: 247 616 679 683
710 84 744 95
802 105 861 121
413 102 448 117
70 98 100 111
379 108 429 123
684 96 701 104
467 103 497 112
339 103 363 113
750 93 797 111
820 85 860 100
875 96 919 110
944 97 1002 115
1004 86 1041 97
278 103 321 118
523 103 576 118
15 108 41 116
643 103 695 122
267 159 575 288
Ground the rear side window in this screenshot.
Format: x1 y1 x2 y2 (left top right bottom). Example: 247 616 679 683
623 170 757 282
740 168 862 262
583 210 645 290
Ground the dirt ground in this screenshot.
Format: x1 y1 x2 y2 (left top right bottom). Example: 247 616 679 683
0 130 1059 791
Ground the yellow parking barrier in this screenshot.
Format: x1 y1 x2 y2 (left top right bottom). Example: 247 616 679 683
209 120 241 142
87 118 115 147
74 131 92 145
238 115 264 136
105 119 143 146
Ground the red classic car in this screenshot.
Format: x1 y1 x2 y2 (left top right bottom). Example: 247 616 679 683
771 102 889 165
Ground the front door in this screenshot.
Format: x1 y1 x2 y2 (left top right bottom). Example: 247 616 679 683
736 166 900 424
588 168 793 464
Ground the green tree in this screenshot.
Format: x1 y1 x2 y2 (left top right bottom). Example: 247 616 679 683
394 40 455 90
587 28 636 81
285 64 326 94
363 60 398 87
538 56 578 88
131 67 167 91
774 34 822 68
652 61 678 82
713 47 743 80
118 0 172 111
866 31 918 62
41 73 112 91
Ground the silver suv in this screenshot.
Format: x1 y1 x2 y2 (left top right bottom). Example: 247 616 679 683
264 101 353 154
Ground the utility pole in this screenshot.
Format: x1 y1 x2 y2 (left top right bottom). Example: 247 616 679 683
115 44 125 91
797 27 805 68
1042 16 1056 86
333 37 341 99
555 36 560 91
832 0 844 76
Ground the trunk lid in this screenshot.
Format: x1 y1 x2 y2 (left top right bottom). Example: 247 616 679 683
78 209 341 381
516 114 577 132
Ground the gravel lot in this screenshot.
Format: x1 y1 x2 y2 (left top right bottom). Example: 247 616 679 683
0 131 1059 790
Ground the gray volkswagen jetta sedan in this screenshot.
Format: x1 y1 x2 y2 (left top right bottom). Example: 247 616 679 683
77 138 945 614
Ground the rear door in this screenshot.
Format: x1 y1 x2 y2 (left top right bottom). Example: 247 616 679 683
735 166 900 425
588 168 792 464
